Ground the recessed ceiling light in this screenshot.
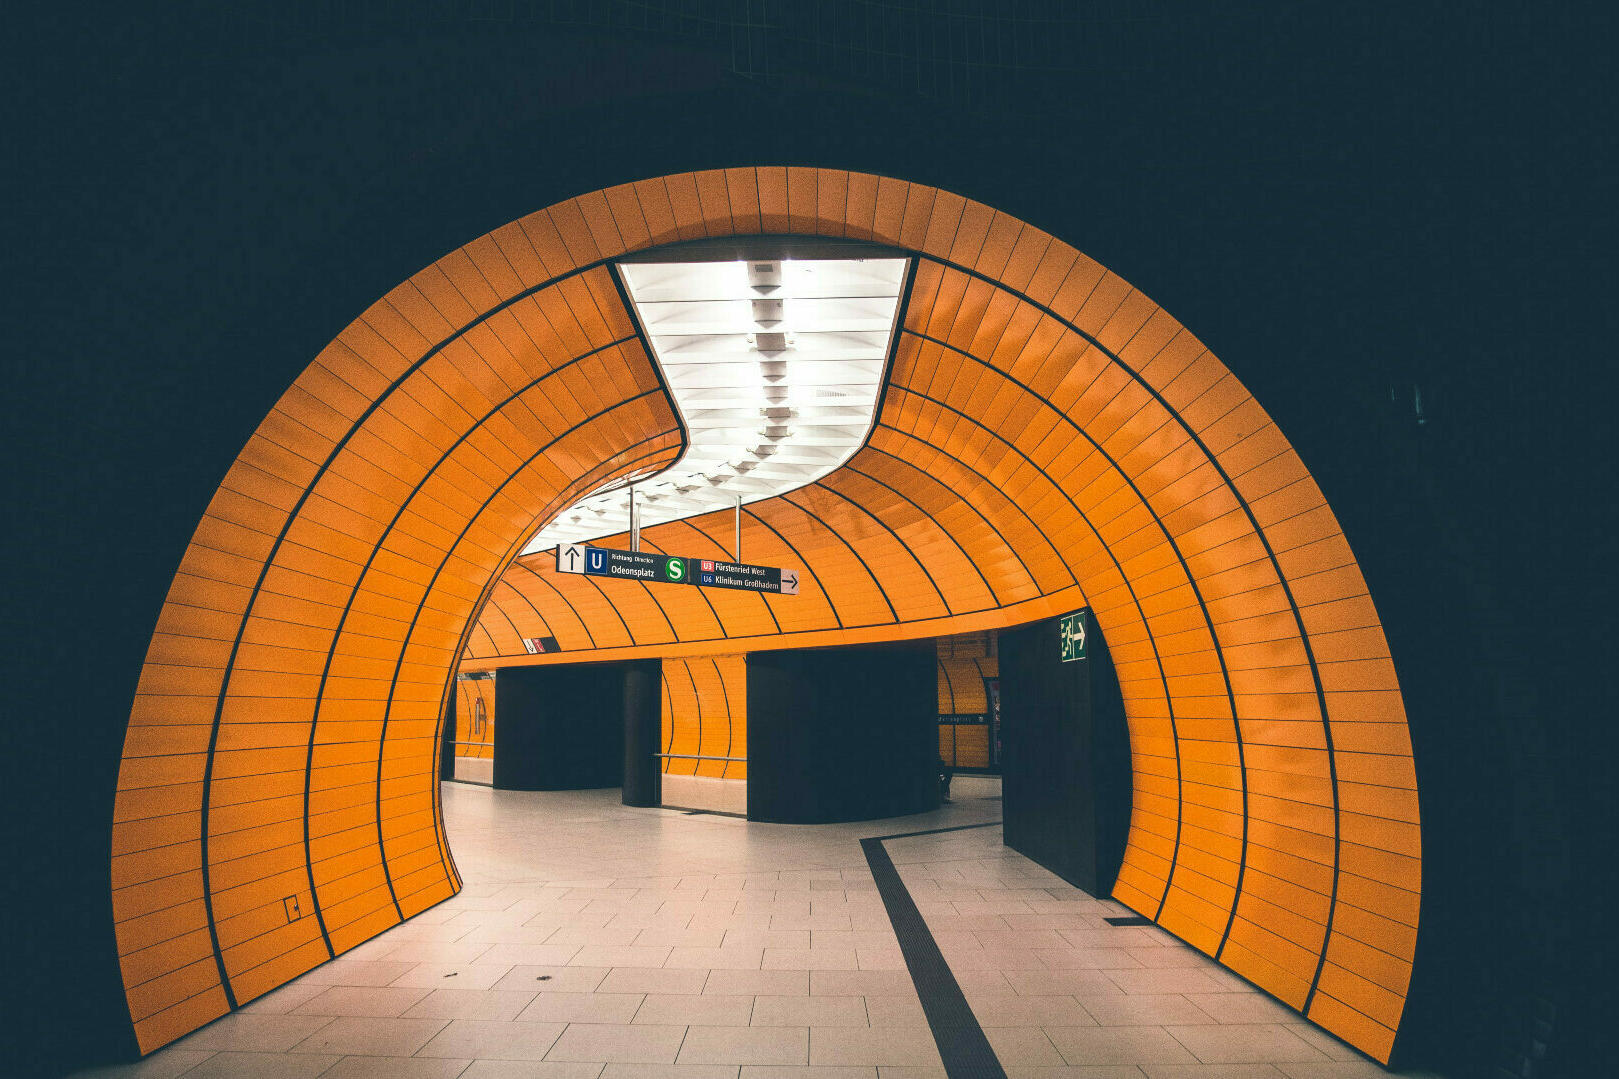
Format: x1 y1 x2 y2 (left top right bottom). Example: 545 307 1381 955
523 253 907 553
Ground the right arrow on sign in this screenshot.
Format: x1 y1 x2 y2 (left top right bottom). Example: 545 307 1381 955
780 570 798 595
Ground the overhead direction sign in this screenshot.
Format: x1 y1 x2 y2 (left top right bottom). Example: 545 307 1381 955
695 557 799 595
557 542 685 584
555 543 796 595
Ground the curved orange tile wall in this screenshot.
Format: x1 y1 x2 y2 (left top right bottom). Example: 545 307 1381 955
661 655 748 780
118 167 1418 1063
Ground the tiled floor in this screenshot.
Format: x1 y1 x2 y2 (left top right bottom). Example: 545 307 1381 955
72 778 1444 1078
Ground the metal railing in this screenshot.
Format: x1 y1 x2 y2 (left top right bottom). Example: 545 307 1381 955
655 753 747 762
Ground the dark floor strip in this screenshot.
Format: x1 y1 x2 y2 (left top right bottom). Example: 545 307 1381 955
863 820 1007 1079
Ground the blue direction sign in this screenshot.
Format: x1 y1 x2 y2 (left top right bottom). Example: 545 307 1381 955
556 542 687 584
554 543 795 594
694 557 799 595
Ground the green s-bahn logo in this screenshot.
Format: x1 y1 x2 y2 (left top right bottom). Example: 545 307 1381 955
664 557 687 583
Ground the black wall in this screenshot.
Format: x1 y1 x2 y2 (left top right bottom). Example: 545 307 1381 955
621 659 664 808
493 663 627 791
747 643 938 824
999 612 1131 897
441 685 459 781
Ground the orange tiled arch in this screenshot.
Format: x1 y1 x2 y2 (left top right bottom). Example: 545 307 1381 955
114 168 1417 1063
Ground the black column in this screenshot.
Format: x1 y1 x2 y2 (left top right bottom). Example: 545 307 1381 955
440 683 458 781
746 642 938 823
493 662 627 790
999 610 1130 896
621 659 663 807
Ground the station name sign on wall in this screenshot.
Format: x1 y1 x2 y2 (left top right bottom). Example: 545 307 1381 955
555 543 799 595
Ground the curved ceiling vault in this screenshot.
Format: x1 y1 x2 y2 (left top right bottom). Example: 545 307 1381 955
114 168 1419 1063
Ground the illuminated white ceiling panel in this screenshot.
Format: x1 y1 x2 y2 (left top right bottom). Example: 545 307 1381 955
523 254 907 554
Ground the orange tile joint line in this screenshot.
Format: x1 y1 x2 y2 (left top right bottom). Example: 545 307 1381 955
113 167 1418 1063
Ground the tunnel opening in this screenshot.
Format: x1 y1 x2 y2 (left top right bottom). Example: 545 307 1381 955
111 169 1420 1066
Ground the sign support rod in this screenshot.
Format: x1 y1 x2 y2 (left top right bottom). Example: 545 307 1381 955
734 495 742 561
629 487 639 552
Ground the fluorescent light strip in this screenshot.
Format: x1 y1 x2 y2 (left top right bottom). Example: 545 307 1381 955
523 255 907 554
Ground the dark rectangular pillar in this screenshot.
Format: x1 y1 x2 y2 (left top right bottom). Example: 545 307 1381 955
746 642 937 823
621 658 663 807
493 662 627 790
999 609 1131 896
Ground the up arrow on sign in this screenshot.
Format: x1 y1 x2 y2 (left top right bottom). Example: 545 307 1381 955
556 543 586 574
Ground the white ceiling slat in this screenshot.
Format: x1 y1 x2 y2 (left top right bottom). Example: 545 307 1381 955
523 255 906 554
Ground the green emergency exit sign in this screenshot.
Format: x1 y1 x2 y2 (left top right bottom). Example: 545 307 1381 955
1059 609 1089 662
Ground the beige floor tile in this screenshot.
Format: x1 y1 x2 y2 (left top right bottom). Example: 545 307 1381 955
1162 1024 1328 1065
292 985 433 1017
981 1027 1065 1065
1079 994 1218 1026
600 967 712 994
636 927 729 948
764 947 859 971
475 943 584 967
668 946 767 969
382 942 496 965
318 1056 475 1078
544 1023 687 1064
678 1025 810 1065
810 971 915 997
239 982 330 1014
941 948 1047 971
724 929 813 949
636 993 756 1026
542 925 644 946
160 1052 342 1078
1141 1065 1289 1078
402 988 537 1021
1179 992 1299 1025
516 992 646 1024
390 962 514 991
491 965 611 994
1282 1023 1369 1062
601 1065 741 1079
1034 949 1144 970
415 1019 567 1060
750 994 868 1027
1043 1025 1199 1066
173 1014 337 1053
973 930 1071 950
573 945 676 967
741 1067 876 1078
1104 969 1241 995
1002 1067 1146 1078
288 1016 450 1057
460 1062 605 1078
969 994 1095 1027
706 969 810 996
809 1027 943 1067
1274 1063 1396 1079
1004 971 1122 997
861 995 928 1027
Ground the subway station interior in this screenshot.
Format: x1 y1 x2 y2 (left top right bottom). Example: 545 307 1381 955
8 7 1614 1079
